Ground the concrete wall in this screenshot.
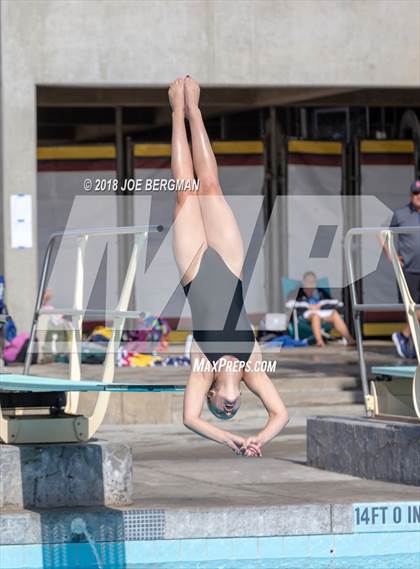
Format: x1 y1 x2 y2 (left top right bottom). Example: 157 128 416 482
0 3 4 277
1 0 419 330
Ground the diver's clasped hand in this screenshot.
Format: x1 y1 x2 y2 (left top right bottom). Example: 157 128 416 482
226 433 263 457
241 436 262 458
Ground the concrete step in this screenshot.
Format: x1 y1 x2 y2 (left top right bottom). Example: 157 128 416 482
77 386 364 425
80 366 361 391
271 388 363 406
237 404 366 425
269 375 360 389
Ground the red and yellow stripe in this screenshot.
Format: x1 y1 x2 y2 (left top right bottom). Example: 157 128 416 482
288 140 343 166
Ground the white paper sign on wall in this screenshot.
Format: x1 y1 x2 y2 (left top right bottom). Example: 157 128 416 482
10 194 32 249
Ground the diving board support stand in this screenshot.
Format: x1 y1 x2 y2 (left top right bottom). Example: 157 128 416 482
88 231 145 438
0 224 164 444
345 226 420 421
308 225 420 485
384 230 420 362
66 234 87 415
377 230 420 419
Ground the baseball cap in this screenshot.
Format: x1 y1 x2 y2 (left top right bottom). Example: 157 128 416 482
410 180 420 193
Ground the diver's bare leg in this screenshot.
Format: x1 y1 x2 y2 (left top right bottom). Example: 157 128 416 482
185 77 244 279
169 77 207 285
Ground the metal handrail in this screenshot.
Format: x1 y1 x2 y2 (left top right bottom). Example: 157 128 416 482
24 224 162 374
344 225 420 415
48 224 163 240
21 223 163 436
36 308 152 318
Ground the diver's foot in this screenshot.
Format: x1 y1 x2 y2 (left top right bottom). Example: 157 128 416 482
316 340 326 348
184 75 201 119
168 77 185 114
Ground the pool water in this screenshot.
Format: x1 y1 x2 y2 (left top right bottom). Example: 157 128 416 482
114 554 420 569
3 530 419 569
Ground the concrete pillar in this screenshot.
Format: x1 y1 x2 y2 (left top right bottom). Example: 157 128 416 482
0 441 133 508
0 72 38 332
0 77 38 332
307 416 420 486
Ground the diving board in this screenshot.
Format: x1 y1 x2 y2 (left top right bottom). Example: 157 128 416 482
372 366 416 379
0 374 185 393
370 366 418 420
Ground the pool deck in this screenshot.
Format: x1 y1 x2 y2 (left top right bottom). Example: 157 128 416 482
1 341 419 544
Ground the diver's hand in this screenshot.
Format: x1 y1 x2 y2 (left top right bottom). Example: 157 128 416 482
242 436 263 458
226 433 246 454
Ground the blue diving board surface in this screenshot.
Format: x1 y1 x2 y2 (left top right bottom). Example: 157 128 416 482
0 374 185 393
371 366 417 379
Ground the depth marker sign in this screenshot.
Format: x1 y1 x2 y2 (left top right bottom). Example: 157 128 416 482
353 502 420 532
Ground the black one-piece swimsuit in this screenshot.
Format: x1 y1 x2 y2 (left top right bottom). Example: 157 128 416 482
182 247 256 365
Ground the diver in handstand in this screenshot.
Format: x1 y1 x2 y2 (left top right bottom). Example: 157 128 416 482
169 76 288 457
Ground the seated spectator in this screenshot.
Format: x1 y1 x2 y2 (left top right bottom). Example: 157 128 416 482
287 271 355 348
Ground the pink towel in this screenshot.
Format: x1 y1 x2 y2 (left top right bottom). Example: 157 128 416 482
3 332 29 363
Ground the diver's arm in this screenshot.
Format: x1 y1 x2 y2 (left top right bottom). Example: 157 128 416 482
182 371 245 452
243 369 289 447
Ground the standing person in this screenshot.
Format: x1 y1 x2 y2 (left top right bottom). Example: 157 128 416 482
388 180 420 358
169 76 288 457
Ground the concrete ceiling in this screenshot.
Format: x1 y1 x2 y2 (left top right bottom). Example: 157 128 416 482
38 86 420 109
37 86 420 143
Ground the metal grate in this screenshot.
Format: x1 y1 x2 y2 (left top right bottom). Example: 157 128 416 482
123 509 165 541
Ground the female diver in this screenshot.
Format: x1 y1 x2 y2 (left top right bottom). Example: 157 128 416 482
169 76 289 458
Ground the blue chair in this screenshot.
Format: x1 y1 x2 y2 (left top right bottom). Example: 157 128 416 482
282 276 335 342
